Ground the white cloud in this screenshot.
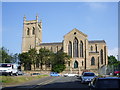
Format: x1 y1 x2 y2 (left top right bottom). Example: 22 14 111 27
108 48 118 59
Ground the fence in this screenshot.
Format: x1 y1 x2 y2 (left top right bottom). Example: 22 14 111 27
98 65 120 75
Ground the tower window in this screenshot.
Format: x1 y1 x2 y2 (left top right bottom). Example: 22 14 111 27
27 28 30 35
32 27 35 35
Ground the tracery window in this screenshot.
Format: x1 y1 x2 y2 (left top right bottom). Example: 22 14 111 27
73 37 78 57
80 41 83 57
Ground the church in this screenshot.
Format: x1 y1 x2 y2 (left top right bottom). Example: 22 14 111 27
22 16 108 73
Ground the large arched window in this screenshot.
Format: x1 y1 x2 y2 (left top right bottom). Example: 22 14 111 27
68 41 72 57
100 49 103 64
73 37 78 57
27 28 30 35
80 41 84 57
32 27 35 35
74 61 78 68
91 57 95 65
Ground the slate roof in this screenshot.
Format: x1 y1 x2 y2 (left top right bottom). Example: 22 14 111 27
88 40 106 43
39 42 62 46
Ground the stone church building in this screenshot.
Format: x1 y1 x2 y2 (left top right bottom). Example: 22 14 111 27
22 16 108 73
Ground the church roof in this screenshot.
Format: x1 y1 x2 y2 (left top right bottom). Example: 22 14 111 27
39 42 62 46
88 40 106 43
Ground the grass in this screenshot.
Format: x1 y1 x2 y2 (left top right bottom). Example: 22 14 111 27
0 75 48 86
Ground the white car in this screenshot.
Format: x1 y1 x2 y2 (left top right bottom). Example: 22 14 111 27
64 73 78 77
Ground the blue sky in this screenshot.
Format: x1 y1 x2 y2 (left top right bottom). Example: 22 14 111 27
2 2 118 57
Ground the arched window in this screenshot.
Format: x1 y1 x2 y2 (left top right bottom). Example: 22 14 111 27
91 57 95 65
91 46 93 51
68 41 72 57
82 61 83 66
73 37 78 57
100 49 103 64
32 27 35 35
27 28 30 35
95 44 97 52
80 41 83 57
74 61 78 68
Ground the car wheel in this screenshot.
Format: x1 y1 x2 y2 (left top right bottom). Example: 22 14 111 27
9 72 13 76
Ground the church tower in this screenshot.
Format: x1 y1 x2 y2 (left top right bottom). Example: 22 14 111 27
22 15 42 52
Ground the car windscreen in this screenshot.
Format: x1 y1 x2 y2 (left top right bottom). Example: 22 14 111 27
96 79 120 88
83 73 95 76
0 64 11 67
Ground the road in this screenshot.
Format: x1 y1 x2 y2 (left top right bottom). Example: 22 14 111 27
2 76 89 90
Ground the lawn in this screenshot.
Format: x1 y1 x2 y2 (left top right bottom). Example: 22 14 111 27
0 75 48 87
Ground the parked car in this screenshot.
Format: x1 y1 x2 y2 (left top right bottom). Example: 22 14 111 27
18 71 24 75
63 73 78 77
114 70 120 76
80 72 96 83
31 73 40 76
89 77 120 89
50 72 60 76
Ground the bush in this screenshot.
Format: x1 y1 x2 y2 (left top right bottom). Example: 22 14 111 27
52 64 66 73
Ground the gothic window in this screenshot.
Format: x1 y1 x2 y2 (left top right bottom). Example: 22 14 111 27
74 61 78 68
51 47 53 52
82 61 83 66
27 28 30 35
100 49 103 64
80 41 84 57
73 37 78 57
57 46 58 52
95 44 97 52
91 57 95 65
32 27 35 35
91 46 93 51
68 41 72 57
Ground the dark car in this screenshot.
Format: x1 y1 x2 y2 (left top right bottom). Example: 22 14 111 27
31 73 40 76
89 77 120 89
80 72 96 83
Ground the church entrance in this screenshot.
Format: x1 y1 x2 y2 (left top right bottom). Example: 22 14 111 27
74 61 78 68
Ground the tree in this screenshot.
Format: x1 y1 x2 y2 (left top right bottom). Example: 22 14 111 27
51 51 70 73
37 48 53 70
0 47 13 63
18 52 32 70
108 55 118 66
28 48 37 70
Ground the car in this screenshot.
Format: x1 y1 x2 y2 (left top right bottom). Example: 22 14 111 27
63 73 78 77
114 70 120 76
89 77 120 89
80 72 96 83
50 72 60 76
31 73 40 76
18 71 24 75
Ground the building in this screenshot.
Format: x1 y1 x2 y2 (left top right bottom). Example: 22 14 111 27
22 16 108 73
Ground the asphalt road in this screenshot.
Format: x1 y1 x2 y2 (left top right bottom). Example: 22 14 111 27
2 76 89 90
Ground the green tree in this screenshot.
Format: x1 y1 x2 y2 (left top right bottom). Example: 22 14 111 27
37 48 53 70
0 47 13 63
28 48 37 70
108 55 118 66
18 52 32 70
51 51 70 73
